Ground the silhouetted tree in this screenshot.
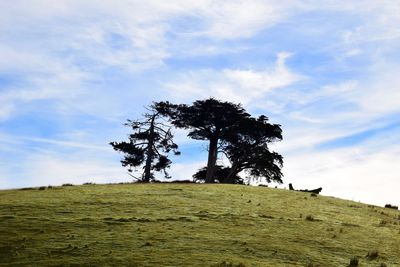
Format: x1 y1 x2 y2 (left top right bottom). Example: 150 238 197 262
222 115 283 184
156 99 284 184
194 116 283 184
110 105 180 182
193 165 243 184
155 98 250 183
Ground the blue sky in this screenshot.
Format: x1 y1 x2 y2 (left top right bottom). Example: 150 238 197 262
0 1 399 206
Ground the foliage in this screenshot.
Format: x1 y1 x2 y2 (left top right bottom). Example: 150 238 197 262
192 165 243 184
155 98 283 184
110 105 179 182
222 115 283 184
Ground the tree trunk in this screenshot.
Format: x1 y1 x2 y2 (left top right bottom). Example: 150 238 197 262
143 115 156 182
205 137 218 183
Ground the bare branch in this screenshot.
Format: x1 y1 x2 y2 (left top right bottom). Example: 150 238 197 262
153 126 170 134
127 172 141 181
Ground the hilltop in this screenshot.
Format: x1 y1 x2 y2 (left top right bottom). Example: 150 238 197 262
0 183 399 266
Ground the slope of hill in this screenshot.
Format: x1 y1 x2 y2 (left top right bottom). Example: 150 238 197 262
0 183 399 266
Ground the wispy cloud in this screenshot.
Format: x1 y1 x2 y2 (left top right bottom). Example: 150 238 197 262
283 140 400 206
164 52 303 104
23 152 126 187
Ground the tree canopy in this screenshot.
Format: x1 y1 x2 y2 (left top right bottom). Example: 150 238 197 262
222 115 283 184
193 165 244 184
155 98 283 184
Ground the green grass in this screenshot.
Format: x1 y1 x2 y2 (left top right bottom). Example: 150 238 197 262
1 183 399 266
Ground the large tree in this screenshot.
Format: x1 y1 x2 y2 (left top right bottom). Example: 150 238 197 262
110 105 180 182
222 115 283 184
155 98 250 183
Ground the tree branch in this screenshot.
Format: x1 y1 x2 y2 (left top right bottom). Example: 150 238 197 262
127 172 141 181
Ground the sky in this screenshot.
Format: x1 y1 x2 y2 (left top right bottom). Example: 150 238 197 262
0 0 399 206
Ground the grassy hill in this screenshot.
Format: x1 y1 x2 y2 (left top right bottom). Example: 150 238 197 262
0 183 399 266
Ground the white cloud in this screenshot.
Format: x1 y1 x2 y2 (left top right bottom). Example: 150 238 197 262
283 144 400 206
0 0 305 121
0 146 206 188
355 64 400 115
165 52 303 104
22 137 109 151
0 125 126 188
195 0 294 39
0 67 90 121
295 63 400 124
0 104 13 121
25 153 126 187
337 2 400 44
0 0 300 74
168 162 206 181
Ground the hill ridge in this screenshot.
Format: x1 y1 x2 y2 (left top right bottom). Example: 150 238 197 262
1 184 399 266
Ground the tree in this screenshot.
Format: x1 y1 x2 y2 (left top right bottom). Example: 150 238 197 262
110 105 180 182
155 98 250 183
194 116 283 184
222 115 283 184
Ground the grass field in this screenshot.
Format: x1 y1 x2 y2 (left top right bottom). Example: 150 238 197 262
0 183 399 266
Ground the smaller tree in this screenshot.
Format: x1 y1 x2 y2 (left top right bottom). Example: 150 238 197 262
110 105 180 182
